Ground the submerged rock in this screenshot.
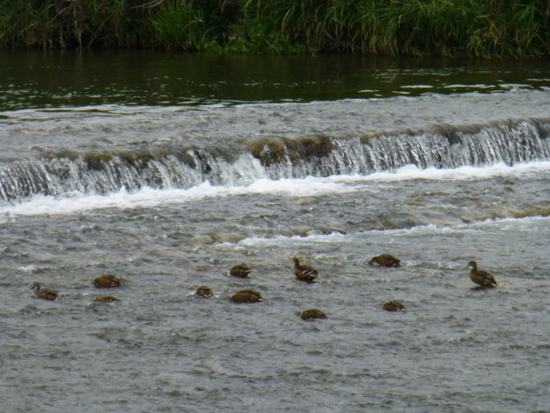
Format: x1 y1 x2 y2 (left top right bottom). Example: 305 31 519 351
190 235 215 245
247 135 334 168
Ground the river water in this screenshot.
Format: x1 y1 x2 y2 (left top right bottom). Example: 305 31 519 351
1 51 550 412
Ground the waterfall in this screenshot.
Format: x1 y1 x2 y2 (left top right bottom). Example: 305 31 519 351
262 119 550 179
1 118 549 203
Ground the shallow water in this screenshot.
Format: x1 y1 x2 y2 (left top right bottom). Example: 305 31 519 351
1 52 550 412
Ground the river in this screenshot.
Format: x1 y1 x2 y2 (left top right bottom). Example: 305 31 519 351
1 51 550 412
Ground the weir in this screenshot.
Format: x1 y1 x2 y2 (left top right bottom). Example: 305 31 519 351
1 118 549 203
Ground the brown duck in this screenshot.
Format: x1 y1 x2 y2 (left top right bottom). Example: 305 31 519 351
93 274 122 288
467 261 498 288
369 254 402 268
196 286 213 298
230 289 263 303
31 282 58 301
301 309 327 320
94 296 121 303
382 300 406 312
289 257 318 283
227 264 253 278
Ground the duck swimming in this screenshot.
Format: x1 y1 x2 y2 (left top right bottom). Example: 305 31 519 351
467 261 498 288
289 257 318 283
382 300 406 312
93 274 122 288
31 282 58 301
369 254 402 268
94 296 121 303
300 309 327 320
196 286 213 298
227 264 253 278
230 289 263 303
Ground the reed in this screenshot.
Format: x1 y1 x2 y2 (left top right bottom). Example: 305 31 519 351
1 0 549 57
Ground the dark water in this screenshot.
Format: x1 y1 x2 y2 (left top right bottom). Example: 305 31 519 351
1 51 550 412
2 50 550 110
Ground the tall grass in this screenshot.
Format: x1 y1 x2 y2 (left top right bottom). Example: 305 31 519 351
0 0 157 48
0 0 549 57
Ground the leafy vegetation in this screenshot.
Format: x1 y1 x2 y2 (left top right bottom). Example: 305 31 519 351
1 0 549 57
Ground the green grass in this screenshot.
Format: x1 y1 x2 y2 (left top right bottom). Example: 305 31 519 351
1 0 549 57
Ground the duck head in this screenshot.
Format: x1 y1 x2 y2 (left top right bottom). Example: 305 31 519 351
466 261 477 270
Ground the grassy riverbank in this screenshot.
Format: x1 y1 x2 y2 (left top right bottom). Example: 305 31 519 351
1 0 549 57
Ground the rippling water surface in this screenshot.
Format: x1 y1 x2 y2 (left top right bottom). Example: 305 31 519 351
1 51 550 412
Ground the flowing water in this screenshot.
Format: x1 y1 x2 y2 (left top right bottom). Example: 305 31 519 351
1 51 550 412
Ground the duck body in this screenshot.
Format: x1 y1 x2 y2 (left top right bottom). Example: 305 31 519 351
230 289 263 303
289 257 318 283
369 254 402 268
382 300 406 312
227 264 253 278
301 309 327 320
196 286 213 298
467 261 498 288
94 296 121 303
93 274 122 288
31 282 58 301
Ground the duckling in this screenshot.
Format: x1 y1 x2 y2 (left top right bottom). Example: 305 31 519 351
467 261 498 288
94 296 121 303
382 300 406 312
31 282 58 301
196 286 213 298
227 264 253 278
289 257 318 283
300 309 327 320
93 274 122 288
230 289 263 303
369 254 402 268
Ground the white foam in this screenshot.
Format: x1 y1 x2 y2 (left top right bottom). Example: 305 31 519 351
326 161 550 183
443 84 493 89
400 85 434 89
0 177 351 217
240 232 348 247
388 215 550 237
1 161 549 218
229 215 550 247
